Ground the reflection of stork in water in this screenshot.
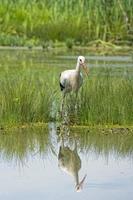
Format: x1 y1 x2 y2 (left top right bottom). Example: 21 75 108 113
58 137 87 192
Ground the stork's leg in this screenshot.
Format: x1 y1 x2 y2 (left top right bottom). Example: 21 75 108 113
75 91 79 110
75 91 78 100
60 93 65 117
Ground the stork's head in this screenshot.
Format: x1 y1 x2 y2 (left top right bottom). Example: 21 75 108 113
78 56 85 65
78 56 89 76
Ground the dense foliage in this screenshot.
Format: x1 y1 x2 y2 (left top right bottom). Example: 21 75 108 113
0 0 132 46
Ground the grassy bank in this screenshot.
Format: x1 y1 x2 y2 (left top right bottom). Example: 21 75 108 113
0 70 57 126
0 0 132 47
0 66 132 127
78 69 133 125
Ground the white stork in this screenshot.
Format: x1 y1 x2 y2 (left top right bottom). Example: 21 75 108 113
59 56 89 111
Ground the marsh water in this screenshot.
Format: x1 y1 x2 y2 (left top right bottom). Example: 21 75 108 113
0 49 133 199
0 124 133 200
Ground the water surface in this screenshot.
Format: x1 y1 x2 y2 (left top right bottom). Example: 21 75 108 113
0 124 133 200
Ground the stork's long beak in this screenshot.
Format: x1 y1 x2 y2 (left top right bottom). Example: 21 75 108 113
82 63 89 76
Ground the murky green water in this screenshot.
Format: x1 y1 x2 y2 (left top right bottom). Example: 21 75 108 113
0 49 133 199
0 124 133 200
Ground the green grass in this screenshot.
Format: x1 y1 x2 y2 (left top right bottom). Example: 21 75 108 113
78 70 133 125
0 70 58 126
63 68 133 126
0 65 132 127
0 0 132 46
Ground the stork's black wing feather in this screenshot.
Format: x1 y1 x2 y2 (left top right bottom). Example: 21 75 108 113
60 82 65 91
59 73 65 91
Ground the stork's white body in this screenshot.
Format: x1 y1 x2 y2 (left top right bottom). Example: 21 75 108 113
60 69 83 94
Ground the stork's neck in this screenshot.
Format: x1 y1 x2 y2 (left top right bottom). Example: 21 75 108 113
76 62 80 72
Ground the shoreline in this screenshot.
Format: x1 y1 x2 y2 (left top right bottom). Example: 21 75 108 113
0 45 132 55
1 122 133 134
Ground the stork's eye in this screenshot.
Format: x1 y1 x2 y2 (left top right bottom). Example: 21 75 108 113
80 59 82 62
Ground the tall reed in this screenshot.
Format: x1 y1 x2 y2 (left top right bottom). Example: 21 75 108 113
0 0 132 46
0 70 57 126
77 68 133 125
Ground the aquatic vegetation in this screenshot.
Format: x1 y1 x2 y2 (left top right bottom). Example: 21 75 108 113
0 0 132 46
77 68 133 125
65 38 74 49
65 67 133 126
0 70 58 126
0 66 132 126
0 50 132 127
